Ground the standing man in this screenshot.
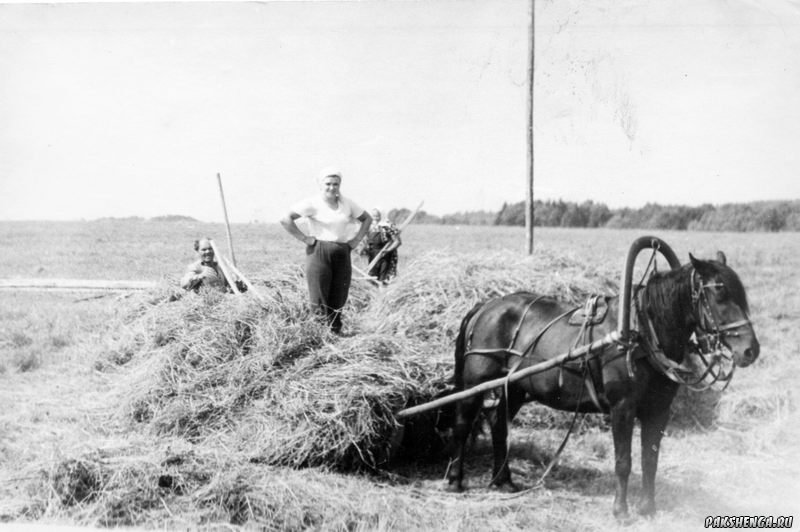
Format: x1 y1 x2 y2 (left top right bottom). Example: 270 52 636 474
280 167 372 334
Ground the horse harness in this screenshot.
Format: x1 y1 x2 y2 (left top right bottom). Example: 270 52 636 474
632 267 753 390
463 294 612 412
462 294 615 488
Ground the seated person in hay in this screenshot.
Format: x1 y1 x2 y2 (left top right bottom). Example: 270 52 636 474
180 237 245 293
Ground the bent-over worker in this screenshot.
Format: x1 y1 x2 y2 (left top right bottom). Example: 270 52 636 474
364 208 401 284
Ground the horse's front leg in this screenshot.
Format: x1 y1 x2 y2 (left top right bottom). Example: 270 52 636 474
446 394 481 492
638 386 676 516
610 401 635 518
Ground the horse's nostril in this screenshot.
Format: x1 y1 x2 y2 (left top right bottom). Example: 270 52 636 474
744 346 758 362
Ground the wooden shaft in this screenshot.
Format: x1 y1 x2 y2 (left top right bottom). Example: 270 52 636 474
395 330 620 419
365 239 394 273
219 255 275 305
208 240 240 294
352 264 378 283
216 172 237 267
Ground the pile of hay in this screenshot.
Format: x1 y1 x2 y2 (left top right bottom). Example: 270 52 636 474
96 263 451 472
362 249 619 345
92 251 717 473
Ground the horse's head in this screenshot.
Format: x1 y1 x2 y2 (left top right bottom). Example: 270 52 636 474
689 252 759 368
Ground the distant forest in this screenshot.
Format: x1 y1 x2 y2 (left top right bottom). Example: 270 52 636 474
388 199 800 232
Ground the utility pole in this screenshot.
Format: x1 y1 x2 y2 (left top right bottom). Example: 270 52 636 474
526 0 535 254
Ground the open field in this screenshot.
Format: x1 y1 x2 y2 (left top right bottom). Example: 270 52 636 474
1 221 798 531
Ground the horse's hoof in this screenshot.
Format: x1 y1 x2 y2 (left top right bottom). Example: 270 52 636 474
445 482 465 493
490 481 520 494
613 505 630 522
637 500 656 517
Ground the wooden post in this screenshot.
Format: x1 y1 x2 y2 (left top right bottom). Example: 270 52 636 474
216 172 237 267
526 0 535 255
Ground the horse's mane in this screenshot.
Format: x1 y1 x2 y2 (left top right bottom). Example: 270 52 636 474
641 265 694 334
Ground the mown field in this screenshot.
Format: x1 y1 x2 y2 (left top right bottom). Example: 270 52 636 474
0 220 798 531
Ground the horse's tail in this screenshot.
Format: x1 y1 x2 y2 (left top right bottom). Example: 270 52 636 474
453 302 483 391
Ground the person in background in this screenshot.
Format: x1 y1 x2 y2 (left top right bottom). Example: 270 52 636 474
280 167 372 334
180 237 229 292
180 237 246 293
364 208 401 284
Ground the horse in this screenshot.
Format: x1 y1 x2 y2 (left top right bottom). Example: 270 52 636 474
445 249 759 518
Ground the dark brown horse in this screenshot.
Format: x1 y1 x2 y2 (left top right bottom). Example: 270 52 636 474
446 249 759 518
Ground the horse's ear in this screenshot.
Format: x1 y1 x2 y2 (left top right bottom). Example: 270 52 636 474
716 251 727 265
689 253 715 276
689 253 705 272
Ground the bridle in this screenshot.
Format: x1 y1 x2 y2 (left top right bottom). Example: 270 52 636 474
681 268 753 390
635 264 753 391
691 269 753 345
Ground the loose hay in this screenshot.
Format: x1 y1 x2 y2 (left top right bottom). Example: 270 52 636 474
363 250 619 345
90 250 721 472
233 333 452 469
51 458 103 506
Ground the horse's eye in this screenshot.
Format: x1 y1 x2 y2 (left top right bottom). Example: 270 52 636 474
714 285 728 301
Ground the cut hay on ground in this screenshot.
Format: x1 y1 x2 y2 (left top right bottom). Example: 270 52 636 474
31 441 528 530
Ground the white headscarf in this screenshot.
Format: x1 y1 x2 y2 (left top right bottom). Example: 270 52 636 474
317 166 342 183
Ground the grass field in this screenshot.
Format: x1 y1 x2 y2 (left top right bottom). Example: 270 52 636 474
0 221 798 531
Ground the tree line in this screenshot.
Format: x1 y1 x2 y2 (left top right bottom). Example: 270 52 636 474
388 199 800 232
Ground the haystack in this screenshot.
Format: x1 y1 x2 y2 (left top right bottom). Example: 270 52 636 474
90 251 717 475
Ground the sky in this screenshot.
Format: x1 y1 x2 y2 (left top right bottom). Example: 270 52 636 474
0 0 799 222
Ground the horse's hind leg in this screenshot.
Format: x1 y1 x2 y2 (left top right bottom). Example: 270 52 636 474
446 394 482 492
488 386 525 491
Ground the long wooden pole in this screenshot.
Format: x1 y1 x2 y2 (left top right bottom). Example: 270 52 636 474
395 330 619 419
216 172 237 267
0 278 156 292
526 0 535 255
208 239 240 294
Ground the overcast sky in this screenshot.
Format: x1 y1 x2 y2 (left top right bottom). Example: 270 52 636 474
1 0 798 222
